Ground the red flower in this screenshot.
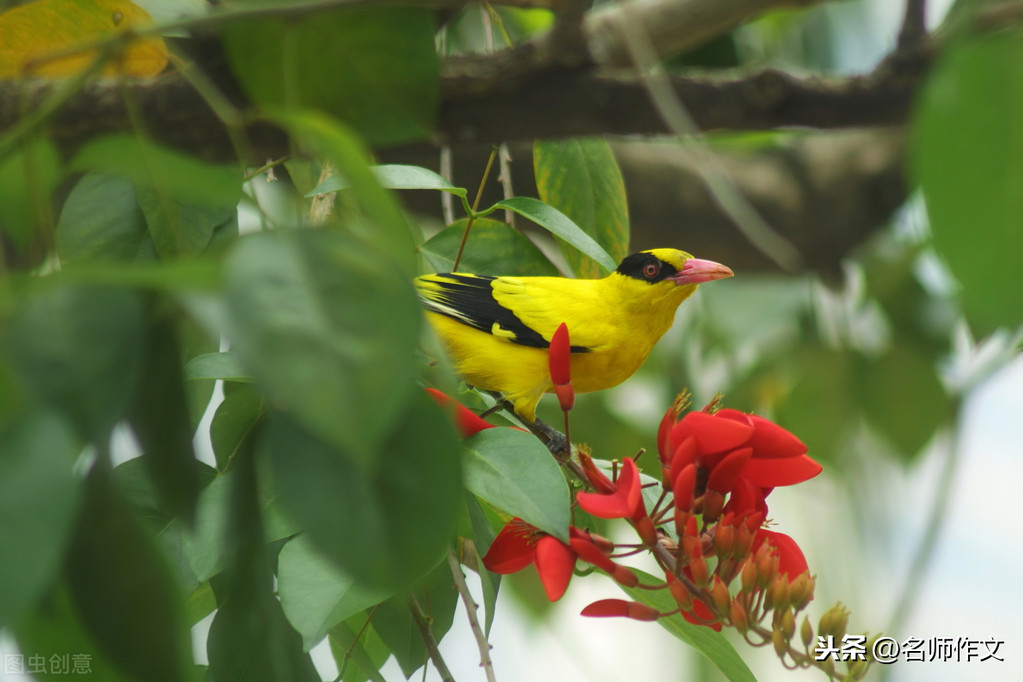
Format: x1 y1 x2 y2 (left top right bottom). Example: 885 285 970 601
576 457 643 520
752 528 808 582
425 388 497 437
483 520 636 601
549 322 574 411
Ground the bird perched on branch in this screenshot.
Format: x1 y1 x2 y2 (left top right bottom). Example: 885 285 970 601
416 248 733 422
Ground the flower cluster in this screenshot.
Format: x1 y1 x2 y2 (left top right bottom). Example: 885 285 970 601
429 322 876 680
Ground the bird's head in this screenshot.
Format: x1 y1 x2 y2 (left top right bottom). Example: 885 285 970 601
615 248 733 288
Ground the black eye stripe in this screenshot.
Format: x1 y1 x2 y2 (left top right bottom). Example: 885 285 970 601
616 252 679 283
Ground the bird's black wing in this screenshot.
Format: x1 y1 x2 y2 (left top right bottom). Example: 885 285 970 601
415 273 554 349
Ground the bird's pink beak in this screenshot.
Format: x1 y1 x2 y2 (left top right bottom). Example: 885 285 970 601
671 258 734 285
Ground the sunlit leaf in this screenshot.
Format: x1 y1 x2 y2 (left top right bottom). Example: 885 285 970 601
0 0 167 78
534 138 630 278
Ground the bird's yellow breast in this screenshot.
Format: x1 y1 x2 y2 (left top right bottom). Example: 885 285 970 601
423 271 695 421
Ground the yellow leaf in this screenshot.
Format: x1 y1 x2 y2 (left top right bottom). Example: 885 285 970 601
0 0 168 79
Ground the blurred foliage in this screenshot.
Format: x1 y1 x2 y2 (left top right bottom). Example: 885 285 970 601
0 0 1019 681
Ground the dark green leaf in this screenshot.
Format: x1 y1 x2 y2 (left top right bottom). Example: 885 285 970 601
135 185 237 259
9 285 145 442
185 351 253 383
912 32 1023 334
0 412 80 627
223 7 437 145
307 164 468 198
371 562 459 678
278 534 393 650
209 383 264 471
65 469 191 682
860 346 951 460
56 173 155 265
420 218 559 276
223 230 419 465
129 307 200 525
462 428 570 542
623 570 756 682
0 136 61 249
206 446 320 682
534 138 630 278
264 391 461 590
492 196 617 273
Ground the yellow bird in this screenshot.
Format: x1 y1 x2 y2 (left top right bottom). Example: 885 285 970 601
416 248 733 422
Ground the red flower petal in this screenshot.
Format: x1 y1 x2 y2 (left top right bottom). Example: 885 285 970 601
549 322 572 385
482 519 537 574
581 599 660 621
741 453 822 488
534 535 577 601
671 411 754 455
672 463 697 513
576 457 643 519
680 600 723 631
657 394 687 464
425 388 496 437
569 536 616 573
747 414 807 459
722 477 769 520
666 436 698 488
706 447 753 494
755 529 809 580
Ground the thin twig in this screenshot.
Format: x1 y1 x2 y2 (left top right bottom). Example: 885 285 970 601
898 0 927 48
446 551 497 682
615 8 804 273
452 145 499 271
408 594 455 682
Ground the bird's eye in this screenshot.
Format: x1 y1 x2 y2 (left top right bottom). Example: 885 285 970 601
643 262 659 278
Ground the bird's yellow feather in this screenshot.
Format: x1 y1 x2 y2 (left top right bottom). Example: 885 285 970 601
417 248 732 421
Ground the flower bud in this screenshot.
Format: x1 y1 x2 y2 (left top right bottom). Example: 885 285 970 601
789 572 815 611
633 515 657 546
729 599 748 634
800 615 814 648
818 603 850 641
713 523 735 558
733 523 755 561
780 607 796 641
768 576 791 612
772 628 788 658
757 549 778 590
740 560 757 594
554 383 575 412
702 489 724 523
710 576 731 613
689 555 709 587
667 575 693 611
612 564 639 588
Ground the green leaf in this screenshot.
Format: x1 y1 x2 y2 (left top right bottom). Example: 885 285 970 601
185 351 253 383
370 562 459 678
623 570 756 682
65 469 192 682
264 391 461 590
70 135 242 207
9 285 145 442
462 428 570 542
492 196 617 273
278 534 393 650
307 164 468 198
223 229 419 465
223 7 437 145
209 383 264 471
860 346 951 460
0 412 80 627
135 185 237 259
128 307 200 525
56 172 155 265
420 217 559 275
912 31 1023 335
275 111 416 276
15 582 134 682
0 136 61 249
328 615 388 682
534 138 630 278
